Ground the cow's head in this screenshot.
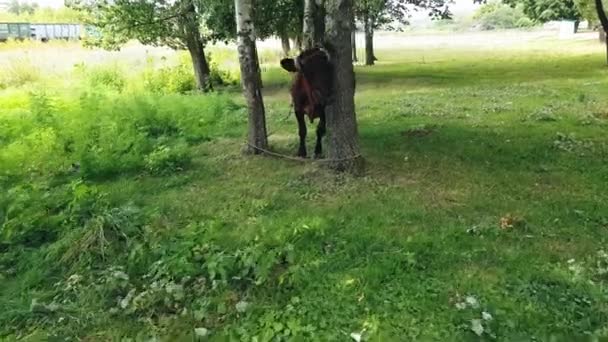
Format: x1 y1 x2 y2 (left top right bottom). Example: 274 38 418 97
280 47 333 104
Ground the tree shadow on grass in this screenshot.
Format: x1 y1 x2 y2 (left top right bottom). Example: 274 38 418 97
261 53 608 98
360 122 606 177
354 54 608 91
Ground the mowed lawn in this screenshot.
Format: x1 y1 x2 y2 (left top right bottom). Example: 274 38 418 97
2 34 608 340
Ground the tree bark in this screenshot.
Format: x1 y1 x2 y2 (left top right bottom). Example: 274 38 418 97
294 35 303 51
606 37 608 65
596 0 608 64
280 32 291 56
304 0 326 50
325 0 364 173
185 36 211 91
313 0 326 46
181 1 211 91
600 29 606 43
351 27 357 62
303 0 315 50
364 13 376 66
235 0 268 154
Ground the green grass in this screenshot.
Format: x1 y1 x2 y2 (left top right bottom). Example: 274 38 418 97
2 36 608 340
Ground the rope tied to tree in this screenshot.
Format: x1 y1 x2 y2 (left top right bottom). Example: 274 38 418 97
251 101 360 164
244 142 362 164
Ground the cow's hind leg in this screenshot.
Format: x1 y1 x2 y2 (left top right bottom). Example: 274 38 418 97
314 107 326 158
296 110 307 158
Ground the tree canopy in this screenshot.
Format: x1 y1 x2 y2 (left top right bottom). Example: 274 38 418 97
198 0 304 43
354 0 451 31
0 1 82 23
75 0 197 50
503 0 580 22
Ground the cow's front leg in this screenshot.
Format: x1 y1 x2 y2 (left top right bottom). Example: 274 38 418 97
296 111 307 158
314 107 326 158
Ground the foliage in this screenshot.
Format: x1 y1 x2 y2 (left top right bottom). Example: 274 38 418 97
6 0 38 15
0 90 242 181
503 0 581 22
0 58 41 89
140 53 238 94
78 0 194 50
75 64 127 91
0 7 84 23
474 1 536 29
198 0 304 43
354 0 452 30
144 139 192 175
142 58 197 94
574 0 607 24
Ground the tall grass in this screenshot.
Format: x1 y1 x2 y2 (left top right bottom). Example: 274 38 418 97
0 91 244 182
0 58 41 89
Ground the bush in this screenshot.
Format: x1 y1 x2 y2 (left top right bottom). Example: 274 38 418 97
145 139 192 175
0 90 243 181
74 63 126 91
142 53 238 94
142 56 197 94
473 1 535 30
515 17 535 28
0 58 41 89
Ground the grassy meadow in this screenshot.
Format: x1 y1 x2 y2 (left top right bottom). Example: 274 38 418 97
1 30 608 340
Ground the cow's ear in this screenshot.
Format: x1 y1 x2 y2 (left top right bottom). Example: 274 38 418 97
280 58 297 72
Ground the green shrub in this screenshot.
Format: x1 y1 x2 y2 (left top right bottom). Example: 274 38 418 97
142 53 238 94
0 89 243 181
0 182 65 248
74 63 126 91
145 139 192 175
0 58 41 89
515 17 535 28
473 1 535 30
142 58 196 94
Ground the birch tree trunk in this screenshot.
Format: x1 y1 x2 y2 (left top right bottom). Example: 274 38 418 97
325 0 364 173
303 0 315 50
294 35 303 51
280 33 291 56
235 0 268 154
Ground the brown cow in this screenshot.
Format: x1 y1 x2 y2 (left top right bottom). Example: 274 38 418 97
280 47 333 158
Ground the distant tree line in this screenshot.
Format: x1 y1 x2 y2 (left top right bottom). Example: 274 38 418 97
0 0 83 23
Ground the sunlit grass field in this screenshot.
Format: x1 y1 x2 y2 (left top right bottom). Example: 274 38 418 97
1 31 608 340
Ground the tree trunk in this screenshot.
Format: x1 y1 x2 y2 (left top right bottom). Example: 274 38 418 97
181 1 211 91
351 28 357 62
364 14 376 66
600 29 606 43
325 0 364 173
606 37 608 65
313 0 326 46
235 0 268 154
185 39 212 92
596 0 608 64
294 35 303 51
303 0 315 50
280 33 291 56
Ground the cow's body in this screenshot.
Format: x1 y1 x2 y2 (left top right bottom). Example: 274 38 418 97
280 47 333 158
